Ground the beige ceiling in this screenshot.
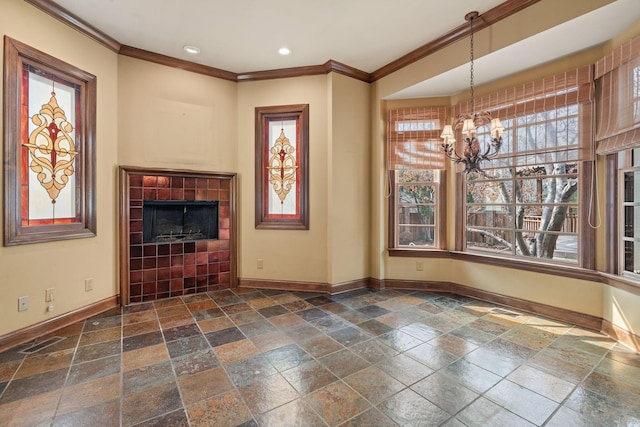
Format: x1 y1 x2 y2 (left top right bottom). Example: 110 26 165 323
50 0 640 98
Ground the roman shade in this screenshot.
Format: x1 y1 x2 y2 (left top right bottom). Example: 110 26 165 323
387 106 448 170
453 66 594 167
595 34 640 155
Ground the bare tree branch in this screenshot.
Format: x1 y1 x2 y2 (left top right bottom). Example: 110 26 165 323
466 228 513 250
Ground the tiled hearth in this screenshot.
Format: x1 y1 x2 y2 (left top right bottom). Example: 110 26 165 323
119 167 236 304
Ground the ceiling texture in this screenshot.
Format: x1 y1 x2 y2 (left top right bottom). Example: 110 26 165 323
33 0 640 99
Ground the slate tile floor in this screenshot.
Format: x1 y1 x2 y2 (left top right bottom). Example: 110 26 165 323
1 288 639 426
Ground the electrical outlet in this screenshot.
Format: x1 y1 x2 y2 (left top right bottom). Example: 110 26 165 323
85 278 94 292
45 288 54 302
257 259 263 269
416 261 424 271
18 296 28 312
47 305 54 313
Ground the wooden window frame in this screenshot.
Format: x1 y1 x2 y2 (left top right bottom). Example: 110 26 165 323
455 116 595 270
457 161 595 269
388 169 447 256
3 36 96 246
599 150 640 293
254 104 309 230
604 153 619 274
610 149 640 281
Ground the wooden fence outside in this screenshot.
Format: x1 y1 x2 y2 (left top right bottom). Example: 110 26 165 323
467 212 577 243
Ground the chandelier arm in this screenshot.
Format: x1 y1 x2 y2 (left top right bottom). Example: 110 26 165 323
443 144 464 163
489 136 503 159
482 142 492 159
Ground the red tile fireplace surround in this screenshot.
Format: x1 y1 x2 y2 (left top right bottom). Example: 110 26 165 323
119 167 237 305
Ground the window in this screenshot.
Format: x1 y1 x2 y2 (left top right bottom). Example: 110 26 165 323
387 107 447 251
255 104 309 230
394 169 440 247
620 149 640 278
455 67 594 266
3 37 96 246
464 108 581 262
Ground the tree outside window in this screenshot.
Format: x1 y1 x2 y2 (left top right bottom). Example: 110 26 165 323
396 169 438 247
465 106 582 262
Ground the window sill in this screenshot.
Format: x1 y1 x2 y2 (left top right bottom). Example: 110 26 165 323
600 272 640 296
388 249 451 258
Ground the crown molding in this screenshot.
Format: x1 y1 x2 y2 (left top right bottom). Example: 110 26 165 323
24 0 121 52
237 63 331 82
323 60 371 83
370 0 541 81
118 45 237 82
236 59 370 83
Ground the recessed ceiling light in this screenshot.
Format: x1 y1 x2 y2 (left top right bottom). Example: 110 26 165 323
183 45 200 55
278 47 291 56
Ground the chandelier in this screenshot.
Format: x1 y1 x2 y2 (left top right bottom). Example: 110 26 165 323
440 11 504 174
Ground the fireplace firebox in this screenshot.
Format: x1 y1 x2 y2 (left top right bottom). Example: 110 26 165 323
143 200 218 243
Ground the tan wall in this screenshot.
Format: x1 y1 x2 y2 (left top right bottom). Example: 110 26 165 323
237 75 329 284
385 257 604 317
604 287 640 337
0 0 119 336
369 83 386 281
327 73 371 285
234 72 370 287
385 258 453 283
117 56 237 172
451 262 604 317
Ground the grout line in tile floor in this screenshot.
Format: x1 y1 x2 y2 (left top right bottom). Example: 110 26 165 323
0 287 639 426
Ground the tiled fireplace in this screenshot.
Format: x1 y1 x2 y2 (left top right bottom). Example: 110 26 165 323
119 167 236 304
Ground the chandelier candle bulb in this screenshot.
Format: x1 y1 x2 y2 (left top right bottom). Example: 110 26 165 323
461 118 476 137
440 125 455 143
490 118 505 138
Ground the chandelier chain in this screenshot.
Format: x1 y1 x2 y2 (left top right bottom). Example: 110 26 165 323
469 14 475 113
